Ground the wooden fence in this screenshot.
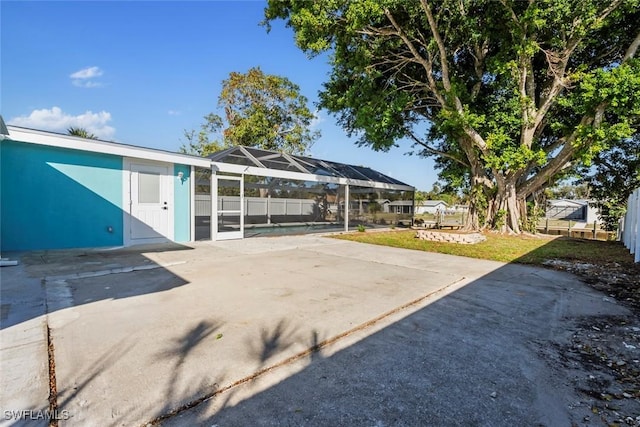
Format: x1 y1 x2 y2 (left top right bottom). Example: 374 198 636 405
620 188 640 263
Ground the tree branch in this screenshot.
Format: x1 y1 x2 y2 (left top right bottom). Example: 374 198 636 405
382 8 447 108
624 30 640 60
528 0 625 146
419 0 453 93
406 131 469 167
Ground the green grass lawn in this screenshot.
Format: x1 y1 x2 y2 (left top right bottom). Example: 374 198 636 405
332 230 635 266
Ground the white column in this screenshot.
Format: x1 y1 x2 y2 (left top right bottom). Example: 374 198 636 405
240 174 245 239
628 190 637 253
623 193 632 248
190 165 195 242
344 184 350 232
267 194 271 224
211 170 217 241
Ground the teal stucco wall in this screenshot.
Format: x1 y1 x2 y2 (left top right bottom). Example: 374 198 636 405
1 140 124 251
173 164 191 242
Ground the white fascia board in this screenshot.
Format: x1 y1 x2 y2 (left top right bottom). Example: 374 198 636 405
212 161 414 192
6 126 211 168
6 126 414 191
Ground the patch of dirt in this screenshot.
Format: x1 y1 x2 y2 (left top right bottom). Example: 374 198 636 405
544 259 640 312
544 259 640 425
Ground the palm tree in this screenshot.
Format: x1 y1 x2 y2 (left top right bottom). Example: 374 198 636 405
67 127 98 139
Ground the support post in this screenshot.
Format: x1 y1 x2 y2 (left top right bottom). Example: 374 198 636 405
345 184 350 232
190 165 195 242
211 170 216 240
267 194 271 225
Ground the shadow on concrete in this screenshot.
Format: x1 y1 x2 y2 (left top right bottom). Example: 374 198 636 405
152 238 638 426
56 338 138 418
149 322 329 426
6 337 138 427
247 319 298 366
153 320 226 422
0 243 193 331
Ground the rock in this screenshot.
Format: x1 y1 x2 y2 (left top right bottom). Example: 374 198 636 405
490 391 497 398
414 230 487 244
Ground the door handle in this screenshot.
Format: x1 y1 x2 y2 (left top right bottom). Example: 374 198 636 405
162 206 168 210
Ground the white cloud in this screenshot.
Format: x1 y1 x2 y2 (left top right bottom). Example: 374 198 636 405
167 110 181 116
70 66 104 88
310 109 325 129
72 80 103 88
70 66 103 79
9 106 116 140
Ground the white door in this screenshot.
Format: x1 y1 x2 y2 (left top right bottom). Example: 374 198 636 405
214 175 244 240
130 163 171 242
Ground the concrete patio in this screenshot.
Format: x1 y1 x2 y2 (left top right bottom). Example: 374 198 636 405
0 235 630 426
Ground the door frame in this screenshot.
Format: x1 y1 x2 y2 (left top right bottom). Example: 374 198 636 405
123 158 174 246
212 174 244 240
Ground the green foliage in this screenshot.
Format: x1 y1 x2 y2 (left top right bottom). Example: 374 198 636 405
579 134 640 231
332 230 635 266
181 67 319 156
368 201 381 214
179 113 223 157
521 201 544 234
265 0 640 232
419 183 462 206
414 191 427 207
548 182 591 200
67 127 97 140
493 209 507 230
470 184 489 227
357 224 366 232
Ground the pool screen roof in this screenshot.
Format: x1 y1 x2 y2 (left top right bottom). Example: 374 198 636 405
209 146 412 189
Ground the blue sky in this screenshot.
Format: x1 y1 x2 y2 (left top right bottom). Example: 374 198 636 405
2 1 438 190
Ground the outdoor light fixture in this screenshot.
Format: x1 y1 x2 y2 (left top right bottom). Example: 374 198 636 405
177 171 184 180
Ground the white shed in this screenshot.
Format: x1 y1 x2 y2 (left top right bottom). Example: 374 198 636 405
415 200 448 214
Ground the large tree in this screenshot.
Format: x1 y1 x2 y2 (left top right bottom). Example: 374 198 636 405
181 67 319 156
265 0 640 232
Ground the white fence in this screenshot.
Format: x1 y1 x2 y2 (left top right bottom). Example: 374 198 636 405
195 195 317 217
620 188 640 263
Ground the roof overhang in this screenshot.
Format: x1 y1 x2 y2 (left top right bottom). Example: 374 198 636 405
4 125 415 192
4 126 211 168
212 161 414 191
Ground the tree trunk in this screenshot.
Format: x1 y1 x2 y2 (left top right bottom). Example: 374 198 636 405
463 201 481 231
486 179 524 234
462 175 487 231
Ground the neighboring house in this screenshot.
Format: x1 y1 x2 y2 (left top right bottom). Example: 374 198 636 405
452 204 469 212
350 198 414 214
546 199 601 224
388 200 414 214
415 200 448 215
0 119 414 251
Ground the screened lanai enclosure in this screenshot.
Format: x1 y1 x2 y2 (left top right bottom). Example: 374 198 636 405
193 146 415 241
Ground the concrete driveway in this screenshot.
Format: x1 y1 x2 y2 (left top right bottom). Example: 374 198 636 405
0 234 630 426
